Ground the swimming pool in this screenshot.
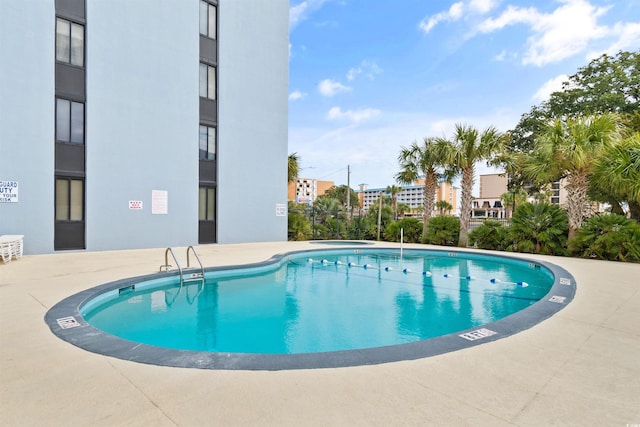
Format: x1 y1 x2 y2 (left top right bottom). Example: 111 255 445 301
46 247 575 370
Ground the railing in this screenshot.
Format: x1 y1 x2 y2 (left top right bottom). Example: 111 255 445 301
159 246 205 305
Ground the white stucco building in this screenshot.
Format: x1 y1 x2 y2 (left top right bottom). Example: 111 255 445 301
0 0 289 254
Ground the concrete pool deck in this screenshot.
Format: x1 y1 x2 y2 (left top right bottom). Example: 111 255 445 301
1 241 639 426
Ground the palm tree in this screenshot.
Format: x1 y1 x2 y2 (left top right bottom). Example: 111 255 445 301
590 132 640 221
500 188 527 219
438 124 504 247
570 214 640 261
385 185 403 220
509 202 568 255
396 137 448 240
524 113 621 240
288 152 300 183
396 202 410 219
435 200 453 216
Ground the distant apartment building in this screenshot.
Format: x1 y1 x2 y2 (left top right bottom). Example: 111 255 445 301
471 174 604 219
288 178 334 205
357 181 458 216
472 173 508 219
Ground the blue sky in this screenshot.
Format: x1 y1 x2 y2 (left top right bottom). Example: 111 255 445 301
288 0 640 195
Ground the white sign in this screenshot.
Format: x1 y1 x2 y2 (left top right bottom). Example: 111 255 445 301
275 203 286 217
129 200 143 210
0 180 18 203
152 190 168 214
459 328 497 341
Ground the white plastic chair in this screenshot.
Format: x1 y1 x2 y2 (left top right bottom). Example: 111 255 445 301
0 235 23 262
0 237 12 264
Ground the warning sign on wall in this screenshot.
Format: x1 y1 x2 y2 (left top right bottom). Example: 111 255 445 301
0 181 18 203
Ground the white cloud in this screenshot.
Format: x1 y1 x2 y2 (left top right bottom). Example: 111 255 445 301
289 90 307 101
419 2 464 34
477 0 613 66
423 0 637 67
596 21 640 57
532 74 568 103
326 106 381 124
469 0 499 14
346 60 383 81
318 79 352 97
290 0 330 30
418 0 498 34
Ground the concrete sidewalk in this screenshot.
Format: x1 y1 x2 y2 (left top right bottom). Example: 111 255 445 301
1 242 639 426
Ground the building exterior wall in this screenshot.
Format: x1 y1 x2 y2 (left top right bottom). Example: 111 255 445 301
0 0 288 254
0 2 56 254
217 0 289 243
85 1 199 251
479 173 508 198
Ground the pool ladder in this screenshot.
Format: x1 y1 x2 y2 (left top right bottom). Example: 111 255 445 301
159 246 205 285
160 246 205 306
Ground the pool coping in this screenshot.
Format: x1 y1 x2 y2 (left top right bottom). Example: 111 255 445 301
44 247 576 371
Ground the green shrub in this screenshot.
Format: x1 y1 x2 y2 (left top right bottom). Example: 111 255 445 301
424 216 460 246
570 214 640 262
508 202 568 255
384 218 422 243
469 220 509 250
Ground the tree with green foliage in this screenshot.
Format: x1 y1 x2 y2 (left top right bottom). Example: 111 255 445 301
570 214 640 262
590 132 640 221
367 199 394 240
523 113 621 240
438 124 504 247
384 218 423 243
424 216 460 246
435 200 453 216
468 220 509 251
288 153 300 183
500 188 527 219
508 202 568 255
287 201 311 241
510 51 639 154
320 185 360 211
546 51 640 117
396 202 410 219
385 184 403 220
396 137 449 240
347 214 375 240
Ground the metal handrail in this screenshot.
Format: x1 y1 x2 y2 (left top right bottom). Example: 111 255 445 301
160 247 204 305
160 247 184 284
186 245 204 277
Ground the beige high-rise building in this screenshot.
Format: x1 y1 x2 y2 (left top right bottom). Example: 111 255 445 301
288 178 334 204
472 173 508 219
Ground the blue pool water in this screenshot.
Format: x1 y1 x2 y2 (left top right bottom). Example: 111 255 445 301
81 249 555 354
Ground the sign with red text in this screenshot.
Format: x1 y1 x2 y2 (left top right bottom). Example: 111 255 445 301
129 200 143 210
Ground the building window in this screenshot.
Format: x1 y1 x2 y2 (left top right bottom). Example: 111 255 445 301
551 197 560 204
199 125 216 160
199 187 215 221
199 63 216 100
56 178 84 221
56 98 84 144
56 18 84 66
199 1 217 39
